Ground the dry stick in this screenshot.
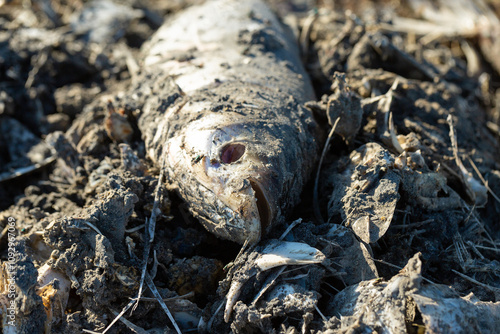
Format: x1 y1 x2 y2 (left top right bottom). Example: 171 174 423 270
127 246 182 333
323 281 340 293
133 150 167 313
282 265 315 276
330 15 357 49
86 277 185 333
451 269 500 293
487 121 500 136
466 241 486 260
389 0 494 40
299 10 318 62
452 232 471 271
484 239 500 248
135 291 195 302
391 218 434 229
381 79 403 154
118 42 140 85
461 202 476 226
110 309 148 334
0 151 57 183
279 218 302 240
473 244 500 253
251 265 287 305
125 224 146 233
283 272 310 281
230 239 251 270
461 40 481 76
207 300 225 332
0 224 9 242
462 202 497 249
474 0 500 25
388 112 404 154
447 115 477 202
150 249 159 280
361 94 385 106
88 298 136 334
144 272 182 334
85 221 103 235
313 117 341 225
93 158 178 334
369 257 437 285
314 304 328 322
467 156 500 204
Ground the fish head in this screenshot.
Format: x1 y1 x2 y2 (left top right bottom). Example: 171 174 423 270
166 112 277 244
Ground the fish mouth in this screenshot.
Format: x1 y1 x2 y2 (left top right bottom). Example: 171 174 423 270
248 178 273 235
213 177 274 244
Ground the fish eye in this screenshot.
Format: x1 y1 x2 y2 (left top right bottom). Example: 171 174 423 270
220 143 246 164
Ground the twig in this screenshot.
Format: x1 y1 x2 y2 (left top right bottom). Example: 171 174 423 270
452 232 471 271
206 300 225 332
369 257 437 285
235 239 251 263
381 18 478 40
89 298 136 334
118 43 140 84
85 221 103 235
451 269 500 293
123 238 183 334
467 156 500 204
447 115 478 202
388 112 404 154
391 218 434 229
299 10 318 62
251 265 287 305
381 79 398 115
486 121 500 136
472 244 500 253
283 272 310 281
125 224 145 233
314 304 328 322
379 79 404 154
466 241 485 260
462 202 496 249
279 218 302 240
322 281 340 293
150 249 159 280
319 237 341 249
462 203 476 226
144 272 182 334
313 117 341 224
0 224 9 242
133 291 195 302
133 151 167 312
110 309 148 334
461 40 481 76
222 239 254 274
281 265 315 276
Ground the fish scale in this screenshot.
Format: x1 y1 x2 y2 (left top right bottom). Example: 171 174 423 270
138 0 320 244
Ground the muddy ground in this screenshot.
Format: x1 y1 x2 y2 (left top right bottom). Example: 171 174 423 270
1 0 500 333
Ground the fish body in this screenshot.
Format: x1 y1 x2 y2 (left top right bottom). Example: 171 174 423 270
138 0 319 244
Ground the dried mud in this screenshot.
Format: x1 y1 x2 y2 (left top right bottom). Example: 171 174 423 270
1 0 500 333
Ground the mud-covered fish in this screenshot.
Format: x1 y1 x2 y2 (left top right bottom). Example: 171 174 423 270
138 0 319 244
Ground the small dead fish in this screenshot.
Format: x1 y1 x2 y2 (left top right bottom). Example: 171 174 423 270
138 0 319 244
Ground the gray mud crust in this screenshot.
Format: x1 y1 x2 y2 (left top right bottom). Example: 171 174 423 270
1 0 500 333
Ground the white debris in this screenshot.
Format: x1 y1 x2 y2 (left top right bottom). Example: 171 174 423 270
255 240 326 271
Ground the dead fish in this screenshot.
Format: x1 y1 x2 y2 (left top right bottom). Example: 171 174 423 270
138 0 319 244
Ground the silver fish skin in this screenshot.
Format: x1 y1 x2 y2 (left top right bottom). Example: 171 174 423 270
138 0 319 244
